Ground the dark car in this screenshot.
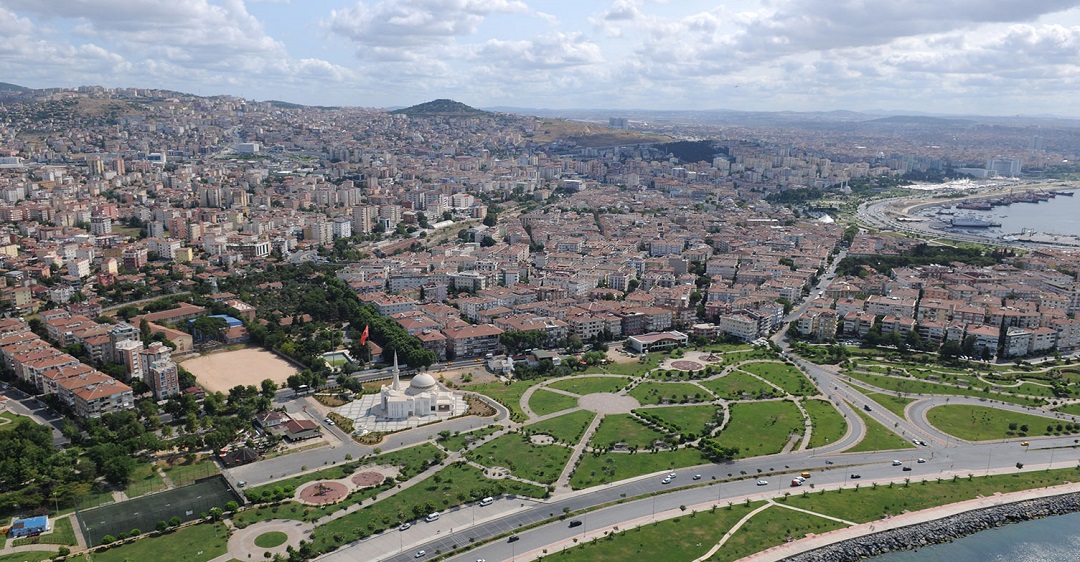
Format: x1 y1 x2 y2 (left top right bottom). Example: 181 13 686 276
569 520 582 528
902 466 912 471
863 405 872 412
508 535 520 543
850 473 861 479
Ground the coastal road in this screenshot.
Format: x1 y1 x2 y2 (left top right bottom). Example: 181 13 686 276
328 436 1080 562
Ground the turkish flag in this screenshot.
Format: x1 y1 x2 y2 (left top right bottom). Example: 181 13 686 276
360 325 369 346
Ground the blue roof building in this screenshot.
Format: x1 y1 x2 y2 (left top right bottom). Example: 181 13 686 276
8 515 48 538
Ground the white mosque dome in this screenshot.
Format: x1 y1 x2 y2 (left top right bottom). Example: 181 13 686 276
410 373 438 391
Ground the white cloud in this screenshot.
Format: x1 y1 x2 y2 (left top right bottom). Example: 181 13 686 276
326 0 529 49
471 32 603 69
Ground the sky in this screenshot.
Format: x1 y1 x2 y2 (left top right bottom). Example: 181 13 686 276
4 0 1080 115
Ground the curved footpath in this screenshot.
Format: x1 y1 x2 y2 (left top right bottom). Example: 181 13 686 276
738 479 1080 562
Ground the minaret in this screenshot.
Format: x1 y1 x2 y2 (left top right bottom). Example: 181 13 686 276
391 351 401 391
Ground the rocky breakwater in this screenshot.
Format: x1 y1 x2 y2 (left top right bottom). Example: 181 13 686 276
785 491 1080 562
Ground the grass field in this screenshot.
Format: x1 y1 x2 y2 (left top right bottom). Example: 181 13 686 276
711 401 804 459
699 372 779 400
582 353 663 376
787 467 1080 524
629 382 713 405
569 448 710 489
546 376 632 395
740 362 817 396
1054 403 1080 416
437 425 502 452
711 503 847 562
845 407 916 453
864 392 915 419
0 411 29 431
636 405 719 437
589 414 668 450
925 405 1064 441
306 463 546 555
89 522 229 562
466 380 535 422
844 371 1043 407
159 455 219 487
123 461 168 498
253 531 288 548
802 399 848 449
525 410 597 444
529 389 580 416
467 434 573 484
544 503 757 562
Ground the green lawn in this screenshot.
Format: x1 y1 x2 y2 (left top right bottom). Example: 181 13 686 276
467 434 573 484
864 392 915 419
629 382 713 405
787 467 1080 524
90 522 229 562
159 455 219 487
525 410 597 444
570 448 711 489
1054 403 1080 416
709 503 846 562
699 372 779 400
636 405 719 437
307 463 545 555
583 353 663 376
802 399 848 449
845 407 916 453
253 531 288 548
123 461 168 498
529 389 580 416
546 376 632 395
589 414 668 450
465 380 536 422
437 425 502 452
0 411 29 431
740 362 817 396
719 348 779 366
844 371 1044 407
711 401 804 459
925 405 1065 441
545 503 757 562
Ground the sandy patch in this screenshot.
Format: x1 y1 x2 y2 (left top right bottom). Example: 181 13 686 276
180 347 299 393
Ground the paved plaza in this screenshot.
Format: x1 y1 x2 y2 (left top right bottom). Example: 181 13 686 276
335 393 468 433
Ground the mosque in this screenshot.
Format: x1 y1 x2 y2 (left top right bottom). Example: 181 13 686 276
379 353 457 419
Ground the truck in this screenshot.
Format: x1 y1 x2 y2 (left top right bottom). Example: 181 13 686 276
790 477 805 487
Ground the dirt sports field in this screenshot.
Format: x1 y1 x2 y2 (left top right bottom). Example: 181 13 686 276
180 347 299 393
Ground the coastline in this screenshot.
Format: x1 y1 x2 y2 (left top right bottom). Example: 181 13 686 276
737 480 1080 562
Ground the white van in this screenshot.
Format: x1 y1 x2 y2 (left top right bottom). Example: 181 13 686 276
479 496 494 506
425 512 441 522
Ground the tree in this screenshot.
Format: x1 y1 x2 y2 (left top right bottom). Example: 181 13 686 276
260 379 278 400
156 521 168 533
168 516 182 527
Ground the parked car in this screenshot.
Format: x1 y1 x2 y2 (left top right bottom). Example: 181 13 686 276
414 550 426 558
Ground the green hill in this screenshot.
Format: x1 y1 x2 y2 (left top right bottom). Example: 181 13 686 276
390 99 487 117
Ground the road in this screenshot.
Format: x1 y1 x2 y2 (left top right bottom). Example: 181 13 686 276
1 384 69 448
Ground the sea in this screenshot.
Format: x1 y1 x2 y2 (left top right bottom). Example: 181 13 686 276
867 510 1080 561
917 189 1080 238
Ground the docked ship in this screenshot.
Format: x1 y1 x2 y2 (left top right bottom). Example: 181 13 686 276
950 217 1001 228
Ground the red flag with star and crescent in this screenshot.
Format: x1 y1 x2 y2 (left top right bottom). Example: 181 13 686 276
360 325 369 346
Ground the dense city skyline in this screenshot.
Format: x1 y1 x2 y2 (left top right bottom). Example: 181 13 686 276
5 0 1080 115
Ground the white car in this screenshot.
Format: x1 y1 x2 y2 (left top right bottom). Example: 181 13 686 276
399 522 412 531
661 477 671 484
756 479 768 486
414 550 426 558
692 474 702 480
668 472 677 479
917 458 926 463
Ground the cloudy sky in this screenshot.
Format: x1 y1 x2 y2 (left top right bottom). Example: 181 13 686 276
3 0 1080 115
